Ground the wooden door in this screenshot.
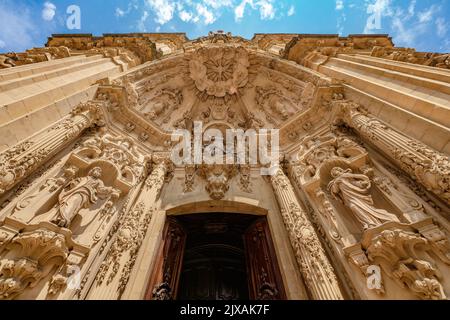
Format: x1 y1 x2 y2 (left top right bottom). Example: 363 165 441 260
145 217 186 300
244 218 287 300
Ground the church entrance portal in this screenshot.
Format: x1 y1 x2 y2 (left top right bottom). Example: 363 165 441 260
146 213 286 300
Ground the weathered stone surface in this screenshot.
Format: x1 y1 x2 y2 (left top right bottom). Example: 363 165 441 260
0 32 448 300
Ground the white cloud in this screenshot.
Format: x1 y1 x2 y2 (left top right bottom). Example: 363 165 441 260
287 5 295 17
234 0 276 22
196 3 216 25
436 18 448 38
115 1 138 18
42 2 56 21
115 8 126 17
417 5 438 24
235 0 253 22
363 0 393 34
234 1 245 21
390 3 445 47
138 11 149 31
137 0 286 26
258 0 275 20
336 0 345 35
144 0 235 25
0 39 5 49
0 1 37 52
145 0 175 25
179 10 193 22
363 0 446 48
203 0 233 9
391 15 414 46
407 0 416 17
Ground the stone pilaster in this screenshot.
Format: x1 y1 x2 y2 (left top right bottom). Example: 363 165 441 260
270 168 344 300
339 102 450 206
92 154 171 300
0 102 104 196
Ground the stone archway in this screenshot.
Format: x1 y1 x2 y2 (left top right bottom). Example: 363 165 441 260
146 212 287 300
119 200 308 300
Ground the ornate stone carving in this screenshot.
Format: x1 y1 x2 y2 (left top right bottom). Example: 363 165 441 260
140 88 183 125
360 164 427 224
188 46 249 98
47 34 159 65
0 102 104 196
0 229 69 300
271 168 344 300
183 165 197 193
328 167 400 230
367 229 446 300
339 102 450 205
198 165 238 200
1 30 450 301
49 167 116 228
75 133 145 187
238 165 252 193
0 47 71 69
255 86 296 123
371 46 450 69
95 157 169 298
96 202 152 288
293 134 366 183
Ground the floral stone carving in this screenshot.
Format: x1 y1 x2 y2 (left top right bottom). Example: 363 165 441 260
366 229 447 300
189 46 249 98
0 229 69 300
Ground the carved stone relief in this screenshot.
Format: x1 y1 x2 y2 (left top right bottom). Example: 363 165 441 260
188 46 249 99
328 167 400 230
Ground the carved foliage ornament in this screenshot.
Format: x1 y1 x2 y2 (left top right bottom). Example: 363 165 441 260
189 46 249 98
0 229 68 300
366 229 447 300
78 133 144 186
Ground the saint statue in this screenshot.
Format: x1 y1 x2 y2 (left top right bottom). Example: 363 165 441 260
51 167 114 228
328 167 400 230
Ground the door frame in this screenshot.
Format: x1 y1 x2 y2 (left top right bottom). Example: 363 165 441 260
121 200 309 300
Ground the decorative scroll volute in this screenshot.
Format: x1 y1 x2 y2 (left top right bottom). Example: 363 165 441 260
0 229 68 299
337 101 450 206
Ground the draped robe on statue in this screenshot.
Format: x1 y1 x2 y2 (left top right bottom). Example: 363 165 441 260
328 168 399 230
38 167 113 228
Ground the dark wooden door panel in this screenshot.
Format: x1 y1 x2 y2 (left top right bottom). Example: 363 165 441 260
145 217 186 300
244 218 287 300
146 214 286 301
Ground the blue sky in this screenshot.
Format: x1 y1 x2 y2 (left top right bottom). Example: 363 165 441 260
0 0 449 53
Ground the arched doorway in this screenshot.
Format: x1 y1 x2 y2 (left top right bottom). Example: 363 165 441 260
146 212 286 300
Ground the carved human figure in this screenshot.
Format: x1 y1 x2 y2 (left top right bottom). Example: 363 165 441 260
51 167 113 228
272 99 290 120
0 54 17 68
328 167 400 230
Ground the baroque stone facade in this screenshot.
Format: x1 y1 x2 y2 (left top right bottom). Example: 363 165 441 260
0 31 449 300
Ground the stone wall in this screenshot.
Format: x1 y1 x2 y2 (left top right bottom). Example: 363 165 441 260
0 31 448 300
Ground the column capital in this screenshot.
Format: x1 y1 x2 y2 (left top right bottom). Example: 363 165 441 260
71 101 106 127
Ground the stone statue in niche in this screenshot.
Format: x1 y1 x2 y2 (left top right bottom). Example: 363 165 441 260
51 167 115 228
328 167 400 230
